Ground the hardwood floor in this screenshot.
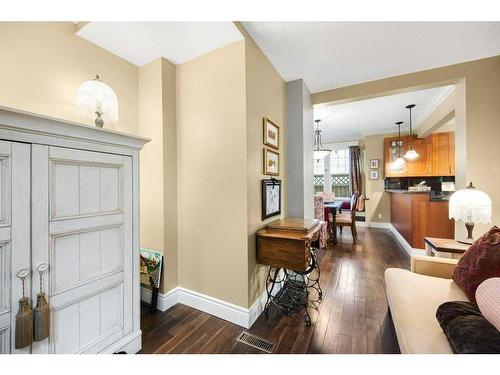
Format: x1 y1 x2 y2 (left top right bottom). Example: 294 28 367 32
140 227 410 354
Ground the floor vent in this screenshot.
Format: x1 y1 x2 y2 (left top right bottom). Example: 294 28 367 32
236 331 275 353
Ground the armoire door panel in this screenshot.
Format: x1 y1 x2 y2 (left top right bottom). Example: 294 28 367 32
0 325 10 354
50 147 124 220
32 145 133 354
0 241 11 316
51 283 124 354
0 141 12 228
50 225 124 293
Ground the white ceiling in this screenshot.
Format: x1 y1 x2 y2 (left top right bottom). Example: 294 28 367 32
314 85 454 143
77 22 243 66
242 22 500 93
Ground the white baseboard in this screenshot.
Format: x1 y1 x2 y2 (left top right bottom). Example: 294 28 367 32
141 282 276 329
141 285 178 312
356 221 391 229
388 224 425 257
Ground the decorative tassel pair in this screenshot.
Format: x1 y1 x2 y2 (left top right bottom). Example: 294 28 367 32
15 264 50 349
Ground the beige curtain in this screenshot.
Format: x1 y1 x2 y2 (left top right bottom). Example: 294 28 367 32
349 146 362 195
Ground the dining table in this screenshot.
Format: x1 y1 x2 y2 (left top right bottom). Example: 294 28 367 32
323 200 343 245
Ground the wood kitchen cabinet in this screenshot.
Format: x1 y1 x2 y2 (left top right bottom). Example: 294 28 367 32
384 132 454 177
389 191 454 249
405 137 432 177
430 132 455 176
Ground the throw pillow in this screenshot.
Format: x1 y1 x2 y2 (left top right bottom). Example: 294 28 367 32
453 226 500 303
476 277 500 331
436 301 500 354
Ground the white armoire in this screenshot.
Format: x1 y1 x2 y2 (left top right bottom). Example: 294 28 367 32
0 107 148 354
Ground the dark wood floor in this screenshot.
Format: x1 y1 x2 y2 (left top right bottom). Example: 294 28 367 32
139 227 410 354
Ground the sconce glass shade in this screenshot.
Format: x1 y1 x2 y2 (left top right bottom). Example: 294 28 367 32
449 183 492 224
390 156 405 171
76 75 119 127
404 147 419 160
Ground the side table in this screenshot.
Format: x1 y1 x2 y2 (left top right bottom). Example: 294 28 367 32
424 237 470 259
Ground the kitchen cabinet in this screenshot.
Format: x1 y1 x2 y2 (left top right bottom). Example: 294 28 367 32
405 137 433 177
384 132 454 177
430 132 455 176
388 190 454 249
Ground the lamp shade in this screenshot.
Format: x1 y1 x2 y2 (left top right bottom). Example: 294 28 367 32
314 149 330 160
76 75 119 126
449 183 492 224
390 156 405 171
404 148 419 160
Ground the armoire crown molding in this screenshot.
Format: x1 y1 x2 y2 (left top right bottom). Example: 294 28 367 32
0 106 150 155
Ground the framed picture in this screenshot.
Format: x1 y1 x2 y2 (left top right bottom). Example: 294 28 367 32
263 148 280 176
370 159 379 169
140 248 163 289
261 179 281 220
263 117 279 150
370 170 379 180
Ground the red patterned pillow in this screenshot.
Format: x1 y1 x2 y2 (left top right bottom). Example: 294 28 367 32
453 226 500 303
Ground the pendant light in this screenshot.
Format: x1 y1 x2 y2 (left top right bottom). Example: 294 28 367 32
313 119 331 160
403 104 419 160
390 121 405 170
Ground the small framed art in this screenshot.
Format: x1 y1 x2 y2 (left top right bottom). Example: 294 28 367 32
370 159 379 169
263 148 280 176
263 117 279 150
370 170 379 180
261 179 281 220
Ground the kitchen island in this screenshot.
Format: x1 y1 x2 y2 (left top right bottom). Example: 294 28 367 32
387 190 454 249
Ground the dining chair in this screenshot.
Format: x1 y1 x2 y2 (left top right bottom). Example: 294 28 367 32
335 192 360 244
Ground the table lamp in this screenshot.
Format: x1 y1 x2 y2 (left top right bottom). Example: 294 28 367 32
76 74 119 128
449 182 492 244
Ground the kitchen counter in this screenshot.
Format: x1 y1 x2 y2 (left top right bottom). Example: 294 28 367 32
385 189 449 201
389 191 454 249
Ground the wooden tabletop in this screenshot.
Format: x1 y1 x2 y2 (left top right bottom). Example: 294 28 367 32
266 218 319 233
424 237 470 253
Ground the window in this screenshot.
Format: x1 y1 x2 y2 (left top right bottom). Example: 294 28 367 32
314 158 325 175
331 149 350 198
313 148 351 196
330 149 350 174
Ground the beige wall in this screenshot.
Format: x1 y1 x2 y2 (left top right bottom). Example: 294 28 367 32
139 59 165 254
161 59 179 292
313 56 500 237
235 23 287 307
359 134 392 223
176 41 249 307
138 58 178 293
0 22 139 135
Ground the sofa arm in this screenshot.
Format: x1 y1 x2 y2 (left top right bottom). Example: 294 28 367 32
410 255 459 279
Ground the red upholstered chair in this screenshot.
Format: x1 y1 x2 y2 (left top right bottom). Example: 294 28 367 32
335 192 360 244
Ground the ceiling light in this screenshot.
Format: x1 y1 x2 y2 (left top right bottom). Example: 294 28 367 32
404 104 419 161
390 121 405 171
313 119 331 160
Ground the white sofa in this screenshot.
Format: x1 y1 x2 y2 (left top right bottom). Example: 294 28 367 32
385 255 469 354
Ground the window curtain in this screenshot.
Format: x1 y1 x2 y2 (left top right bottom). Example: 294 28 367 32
349 146 362 195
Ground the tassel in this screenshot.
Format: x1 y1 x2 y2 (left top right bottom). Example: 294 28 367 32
15 297 33 349
34 292 50 341
34 263 50 342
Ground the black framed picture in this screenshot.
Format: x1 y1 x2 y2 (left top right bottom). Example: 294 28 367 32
261 179 281 220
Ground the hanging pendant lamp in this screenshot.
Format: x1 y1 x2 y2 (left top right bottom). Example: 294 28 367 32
404 104 419 160
390 121 405 170
313 119 331 160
